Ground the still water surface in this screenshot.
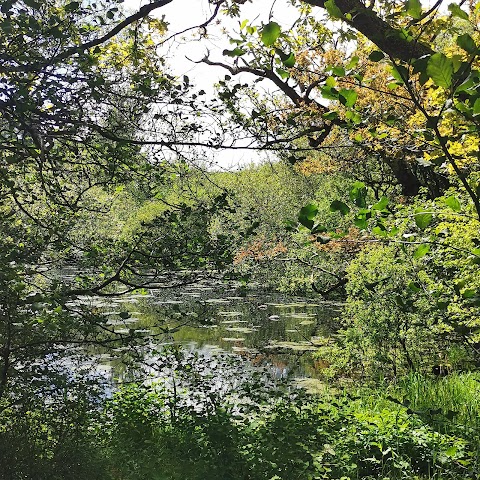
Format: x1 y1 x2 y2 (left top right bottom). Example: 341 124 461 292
90 279 342 382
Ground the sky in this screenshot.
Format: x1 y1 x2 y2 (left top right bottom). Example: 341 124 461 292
121 0 304 168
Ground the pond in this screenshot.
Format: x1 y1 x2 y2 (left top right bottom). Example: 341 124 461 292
84 279 343 384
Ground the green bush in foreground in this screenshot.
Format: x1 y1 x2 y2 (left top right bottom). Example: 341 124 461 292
102 381 479 480
1 352 479 479
98 354 480 480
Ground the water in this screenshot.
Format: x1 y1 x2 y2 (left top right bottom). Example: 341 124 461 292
88 279 343 382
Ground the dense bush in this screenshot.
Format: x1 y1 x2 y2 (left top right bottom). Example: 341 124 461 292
102 377 479 480
1 349 479 479
317 192 480 379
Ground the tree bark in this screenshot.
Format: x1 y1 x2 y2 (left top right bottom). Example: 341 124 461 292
302 0 435 61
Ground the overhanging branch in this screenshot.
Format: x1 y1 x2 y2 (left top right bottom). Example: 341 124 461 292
302 0 435 61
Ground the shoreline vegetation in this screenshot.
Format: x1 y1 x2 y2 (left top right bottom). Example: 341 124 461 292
2 345 479 479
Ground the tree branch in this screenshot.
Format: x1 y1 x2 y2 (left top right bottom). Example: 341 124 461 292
9 0 174 72
302 0 434 61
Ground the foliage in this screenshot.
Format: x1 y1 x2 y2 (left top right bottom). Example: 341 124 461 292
3 0 480 478
99 353 480 480
212 162 356 294
1 349 479 480
394 372 480 439
332 189 480 376
0 376 109 480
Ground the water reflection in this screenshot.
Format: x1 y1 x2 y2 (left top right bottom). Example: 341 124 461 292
108 281 343 380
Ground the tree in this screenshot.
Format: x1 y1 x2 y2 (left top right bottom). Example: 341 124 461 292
0 0 238 433
198 0 479 213
198 0 480 366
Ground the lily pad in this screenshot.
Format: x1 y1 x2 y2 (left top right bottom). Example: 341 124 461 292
225 327 256 333
295 378 329 394
284 313 316 319
265 341 318 352
231 346 256 353
218 311 243 317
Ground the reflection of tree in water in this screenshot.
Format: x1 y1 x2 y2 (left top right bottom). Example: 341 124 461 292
105 285 342 380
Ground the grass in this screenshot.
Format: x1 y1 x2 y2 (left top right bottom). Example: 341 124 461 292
392 372 480 437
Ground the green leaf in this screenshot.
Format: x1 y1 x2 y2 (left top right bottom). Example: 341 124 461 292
405 0 422 19
454 279 466 295
339 89 358 107
298 203 318 229
261 21 281 46
390 65 408 84
413 244 430 258
119 311 130 319
223 48 246 57
408 281 421 292
299 203 318 220
426 53 453 88
354 217 368 229
299 219 314 230
326 76 336 87
65 1 80 12
414 210 433 229
278 50 296 68
461 288 476 299
322 110 338 120
455 75 476 93
325 0 343 18
448 3 469 20
321 86 339 100
412 56 429 75
346 55 359 69
444 196 461 212
372 226 388 237
349 181 367 207
452 54 463 72
24 0 41 8
473 97 480 116
276 68 290 79
330 200 350 216
346 111 362 123
372 196 389 210
457 33 477 54
369 51 385 62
